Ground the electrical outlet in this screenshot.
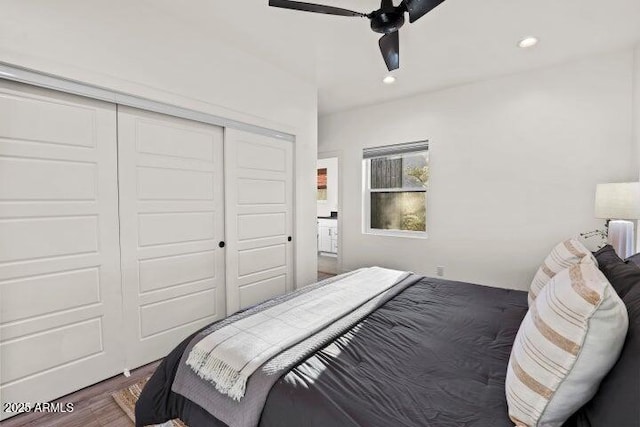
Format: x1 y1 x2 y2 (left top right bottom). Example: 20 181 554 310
436 266 445 277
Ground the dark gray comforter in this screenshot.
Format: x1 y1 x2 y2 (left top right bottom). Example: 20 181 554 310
136 276 529 427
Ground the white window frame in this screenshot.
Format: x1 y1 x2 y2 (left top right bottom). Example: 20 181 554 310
362 142 429 239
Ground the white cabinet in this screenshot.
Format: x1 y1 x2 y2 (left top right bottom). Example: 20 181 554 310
318 218 338 254
318 225 331 252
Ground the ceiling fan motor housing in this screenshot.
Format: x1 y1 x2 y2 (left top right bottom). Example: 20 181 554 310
370 8 405 34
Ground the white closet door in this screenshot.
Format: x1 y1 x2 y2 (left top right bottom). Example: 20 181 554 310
0 82 123 418
224 129 293 315
117 106 226 369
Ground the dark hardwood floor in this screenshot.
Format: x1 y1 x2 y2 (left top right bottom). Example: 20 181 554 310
1 361 159 427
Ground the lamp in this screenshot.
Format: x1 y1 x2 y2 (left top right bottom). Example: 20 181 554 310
595 182 640 258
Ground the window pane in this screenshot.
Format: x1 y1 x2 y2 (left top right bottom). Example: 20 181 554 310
402 152 429 189
370 151 428 189
370 191 426 232
370 157 403 189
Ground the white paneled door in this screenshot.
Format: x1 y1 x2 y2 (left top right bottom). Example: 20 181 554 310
117 106 226 369
0 82 123 419
224 129 294 315
0 82 296 415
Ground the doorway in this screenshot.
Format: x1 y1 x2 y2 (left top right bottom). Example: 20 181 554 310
317 153 341 279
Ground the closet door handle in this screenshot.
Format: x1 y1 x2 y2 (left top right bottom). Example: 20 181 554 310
287 236 292 242
218 241 225 248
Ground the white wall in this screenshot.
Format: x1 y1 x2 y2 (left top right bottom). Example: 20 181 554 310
319 50 637 290
0 0 318 287
635 45 640 175
317 157 339 217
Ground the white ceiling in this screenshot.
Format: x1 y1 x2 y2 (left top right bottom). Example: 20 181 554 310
5 0 640 115
144 0 640 115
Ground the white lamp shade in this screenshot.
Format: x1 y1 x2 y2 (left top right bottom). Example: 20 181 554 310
595 182 640 219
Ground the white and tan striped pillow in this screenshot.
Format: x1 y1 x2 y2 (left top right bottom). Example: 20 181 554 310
529 239 596 306
506 261 628 427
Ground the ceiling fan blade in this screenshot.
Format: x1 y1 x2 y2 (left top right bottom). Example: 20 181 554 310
402 0 446 23
379 31 399 71
269 0 367 17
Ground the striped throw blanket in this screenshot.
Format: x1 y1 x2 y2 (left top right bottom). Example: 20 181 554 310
186 267 408 401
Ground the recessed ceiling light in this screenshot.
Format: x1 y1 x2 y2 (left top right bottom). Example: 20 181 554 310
518 37 539 48
383 75 396 84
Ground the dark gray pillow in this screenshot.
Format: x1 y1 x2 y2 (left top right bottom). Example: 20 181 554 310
572 246 640 427
593 245 638 298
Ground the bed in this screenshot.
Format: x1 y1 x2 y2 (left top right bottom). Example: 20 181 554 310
135 253 639 427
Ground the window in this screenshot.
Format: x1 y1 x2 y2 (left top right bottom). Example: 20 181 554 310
363 141 429 237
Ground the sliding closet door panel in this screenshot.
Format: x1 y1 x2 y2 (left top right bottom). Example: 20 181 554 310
225 129 293 315
117 106 225 369
0 81 123 419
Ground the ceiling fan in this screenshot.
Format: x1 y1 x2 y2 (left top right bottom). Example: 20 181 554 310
268 0 446 72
